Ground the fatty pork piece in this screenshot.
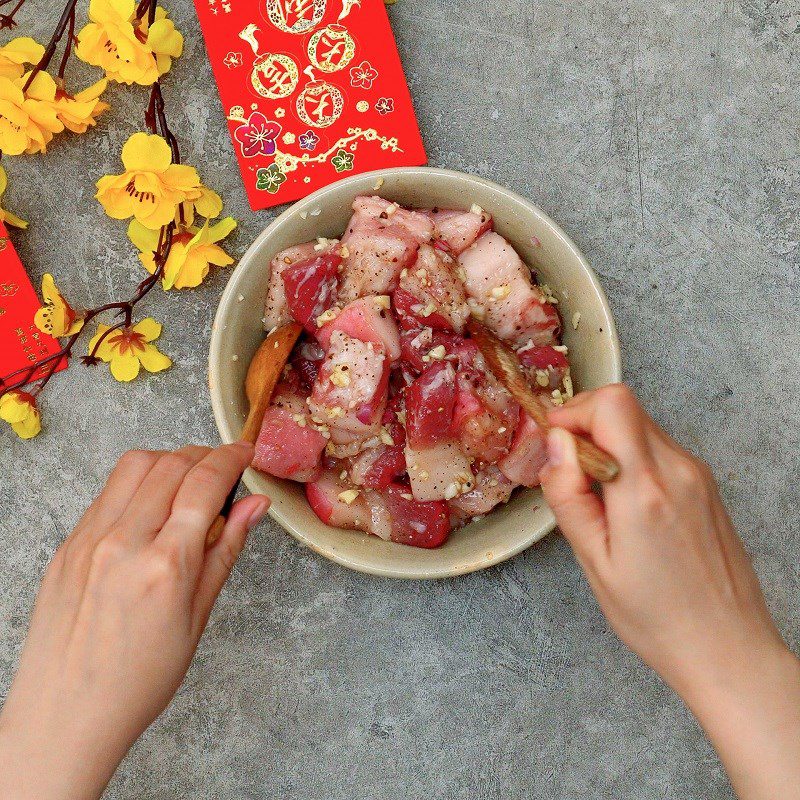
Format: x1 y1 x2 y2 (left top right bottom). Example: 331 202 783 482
403 362 474 502
308 329 389 450
498 413 548 487
263 241 319 331
458 231 560 347
306 472 451 548
392 244 470 333
316 296 401 362
253 378 326 482
517 344 570 393
451 368 519 465
338 196 434 302
448 465 516 525
423 207 493 255
281 252 341 333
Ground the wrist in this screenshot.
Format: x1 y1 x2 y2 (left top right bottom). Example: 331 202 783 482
0 701 126 800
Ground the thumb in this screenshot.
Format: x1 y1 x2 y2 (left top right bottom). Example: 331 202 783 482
539 427 608 565
192 494 270 636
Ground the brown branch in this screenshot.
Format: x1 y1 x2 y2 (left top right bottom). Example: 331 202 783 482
23 0 78 91
0 0 26 30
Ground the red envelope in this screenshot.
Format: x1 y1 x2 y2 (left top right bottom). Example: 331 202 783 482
193 0 427 210
0 223 66 386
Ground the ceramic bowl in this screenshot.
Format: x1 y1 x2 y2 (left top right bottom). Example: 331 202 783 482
209 167 621 579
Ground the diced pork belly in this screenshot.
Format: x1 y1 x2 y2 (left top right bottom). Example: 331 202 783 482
308 330 389 447
381 483 450 548
316 296 401 362
306 469 372 530
517 344 570 392
350 196 435 244
451 370 519 464
405 440 474 503
458 232 560 347
404 361 456 448
338 196 435 303
282 252 341 333
498 413 548 487
253 407 326 482
425 207 493 255
448 465 515 524
393 244 470 333
263 242 319 331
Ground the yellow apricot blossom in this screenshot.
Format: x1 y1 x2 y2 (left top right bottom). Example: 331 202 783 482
34 274 84 337
146 6 184 77
0 75 62 155
129 216 237 289
0 390 41 439
76 0 183 86
52 78 109 133
178 185 223 227
87 317 172 382
0 37 45 80
0 164 27 229
96 132 210 230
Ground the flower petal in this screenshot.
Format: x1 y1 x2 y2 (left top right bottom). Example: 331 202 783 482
127 219 161 252
121 132 172 172
138 343 172 373
133 317 162 341
110 352 141 382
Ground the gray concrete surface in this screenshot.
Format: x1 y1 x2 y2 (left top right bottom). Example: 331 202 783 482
1 0 798 797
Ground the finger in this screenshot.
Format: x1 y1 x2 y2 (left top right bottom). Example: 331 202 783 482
119 446 212 544
191 494 269 636
547 384 656 474
158 442 255 563
539 427 609 568
66 450 163 545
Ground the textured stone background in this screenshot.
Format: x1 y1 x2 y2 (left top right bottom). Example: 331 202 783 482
1 1 798 798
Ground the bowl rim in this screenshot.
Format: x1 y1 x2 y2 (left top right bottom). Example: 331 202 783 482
209 166 622 577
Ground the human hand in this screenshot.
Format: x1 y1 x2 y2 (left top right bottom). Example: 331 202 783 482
539 384 800 800
0 443 269 800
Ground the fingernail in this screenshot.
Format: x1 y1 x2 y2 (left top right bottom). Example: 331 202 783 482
246 498 269 531
547 428 566 467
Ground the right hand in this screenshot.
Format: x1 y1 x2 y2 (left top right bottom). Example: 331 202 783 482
539 384 800 800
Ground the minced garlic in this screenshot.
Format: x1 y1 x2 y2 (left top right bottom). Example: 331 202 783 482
490 284 511 300
379 428 394 445
316 308 339 326
419 300 437 317
326 406 345 419
551 389 565 406
536 369 550 387
338 489 360 505
470 203 483 216
373 295 391 309
291 413 307 427
427 344 446 360
572 311 581 330
385 202 399 216
563 369 574 399
444 482 460 500
339 244 350 259
330 364 350 388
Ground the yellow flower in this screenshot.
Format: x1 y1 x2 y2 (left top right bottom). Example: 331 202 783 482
33 274 84 337
0 390 41 439
146 6 183 77
52 77 109 133
88 317 172 382
179 185 223 228
0 75 62 155
96 132 208 230
130 216 237 289
0 164 27 229
76 0 183 85
0 37 45 80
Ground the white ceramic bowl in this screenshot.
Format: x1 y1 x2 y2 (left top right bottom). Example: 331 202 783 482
209 167 621 579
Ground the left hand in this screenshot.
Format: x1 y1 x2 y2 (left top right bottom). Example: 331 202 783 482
0 443 269 800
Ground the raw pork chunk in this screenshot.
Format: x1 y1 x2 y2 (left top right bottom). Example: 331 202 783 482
263 242 318 331
458 232 560 347
425 207 493 254
338 196 434 302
